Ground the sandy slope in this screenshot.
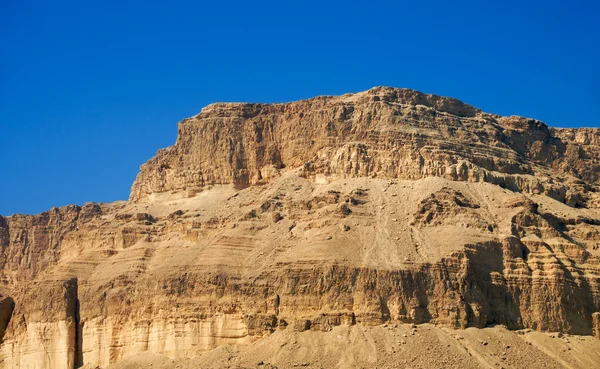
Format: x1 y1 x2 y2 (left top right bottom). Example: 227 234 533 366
102 323 600 369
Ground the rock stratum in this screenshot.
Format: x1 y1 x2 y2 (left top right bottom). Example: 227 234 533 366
1 87 600 368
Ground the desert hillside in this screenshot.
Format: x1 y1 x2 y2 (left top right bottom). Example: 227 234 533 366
1 87 599 369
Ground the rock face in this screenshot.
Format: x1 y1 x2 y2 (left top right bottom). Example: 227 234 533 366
1 87 600 368
130 87 600 208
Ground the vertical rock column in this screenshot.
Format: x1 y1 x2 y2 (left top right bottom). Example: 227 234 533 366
0 278 80 369
593 312 600 339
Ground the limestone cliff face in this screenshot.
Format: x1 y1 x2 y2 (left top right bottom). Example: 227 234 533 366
130 87 600 208
1 87 600 368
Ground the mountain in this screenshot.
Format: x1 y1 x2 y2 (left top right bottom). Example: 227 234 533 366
1 87 599 368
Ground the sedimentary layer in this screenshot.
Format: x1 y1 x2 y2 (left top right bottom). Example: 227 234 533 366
1 87 599 368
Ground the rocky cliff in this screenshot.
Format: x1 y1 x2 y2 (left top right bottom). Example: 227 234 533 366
130 87 600 207
1 87 599 368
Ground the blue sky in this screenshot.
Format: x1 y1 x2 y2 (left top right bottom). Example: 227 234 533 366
1 0 599 215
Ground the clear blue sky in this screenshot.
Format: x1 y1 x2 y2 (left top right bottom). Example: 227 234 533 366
1 0 599 215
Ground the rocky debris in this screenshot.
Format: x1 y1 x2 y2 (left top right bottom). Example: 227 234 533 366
135 212 156 224
277 319 288 330
294 320 312 332
412 187 480 226
336 203 352 217
272 212 283 223
167 209 184 219
243 209 258 220
98 324 600 368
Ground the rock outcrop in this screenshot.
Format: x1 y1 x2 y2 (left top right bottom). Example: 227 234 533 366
130 87 600 209
1 87 599 368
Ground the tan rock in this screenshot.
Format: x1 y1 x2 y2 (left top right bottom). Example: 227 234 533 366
1 87 600 368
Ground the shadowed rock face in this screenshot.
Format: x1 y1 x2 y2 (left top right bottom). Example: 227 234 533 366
1 87 599 368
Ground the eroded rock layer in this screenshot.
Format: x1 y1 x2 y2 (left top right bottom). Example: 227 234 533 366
1 87 599 368
130 87 600 208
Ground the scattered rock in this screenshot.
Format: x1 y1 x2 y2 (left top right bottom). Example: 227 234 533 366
272 212 283 223
336 203 352 217
167 210 184 219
